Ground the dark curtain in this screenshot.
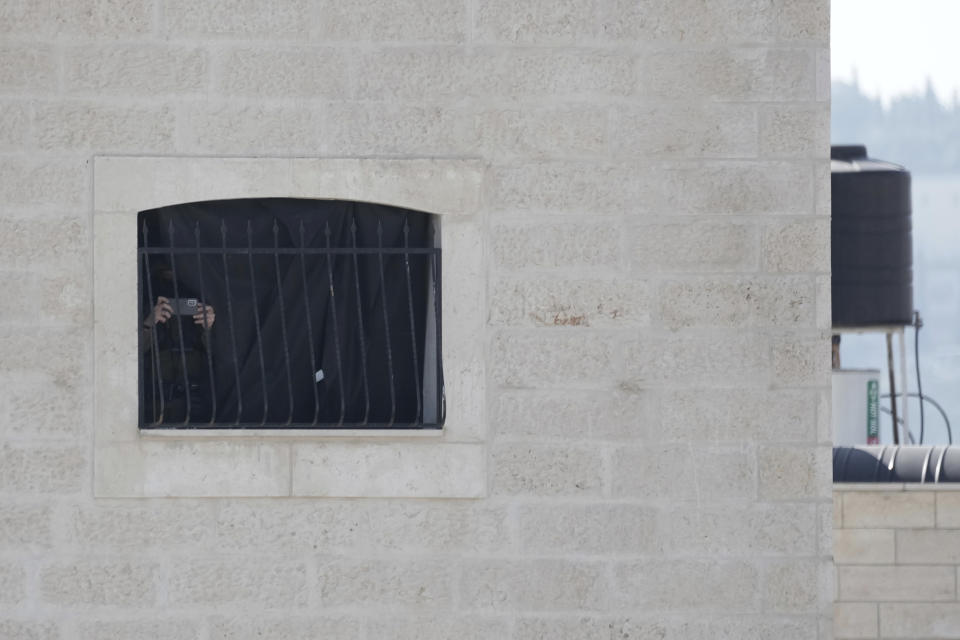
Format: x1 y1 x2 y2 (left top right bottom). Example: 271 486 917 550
139 198 436 427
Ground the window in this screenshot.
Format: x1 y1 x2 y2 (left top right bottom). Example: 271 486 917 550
138 198 443 429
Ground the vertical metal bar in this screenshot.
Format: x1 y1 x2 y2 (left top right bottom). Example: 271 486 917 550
899 328 910 441
298 220 320 426
167 221 192 426
376 220 396 427
325 222 346 426
432 218 444 425
887 332 899 444
350 215 370 425
221 220 243 425
194 221 217 425
401 217 421 426
273 219 294 425
141 220 165 425
247 220 269 426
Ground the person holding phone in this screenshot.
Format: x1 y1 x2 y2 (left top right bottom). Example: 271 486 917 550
141 263 217 424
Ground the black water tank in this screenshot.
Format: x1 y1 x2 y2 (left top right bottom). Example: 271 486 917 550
832 145 913 327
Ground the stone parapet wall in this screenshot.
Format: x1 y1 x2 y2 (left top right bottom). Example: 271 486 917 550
835 485 960 639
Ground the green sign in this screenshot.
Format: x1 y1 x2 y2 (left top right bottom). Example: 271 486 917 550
867 379 879 444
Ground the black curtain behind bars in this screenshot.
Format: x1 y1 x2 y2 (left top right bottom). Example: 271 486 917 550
138 198 438 428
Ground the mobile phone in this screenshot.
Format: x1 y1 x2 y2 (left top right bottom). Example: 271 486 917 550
169 298 202 315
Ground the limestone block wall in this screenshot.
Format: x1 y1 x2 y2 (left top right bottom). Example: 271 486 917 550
835 485 960 639
0 0 831 637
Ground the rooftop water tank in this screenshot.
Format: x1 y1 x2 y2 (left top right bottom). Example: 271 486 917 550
831 145 913 327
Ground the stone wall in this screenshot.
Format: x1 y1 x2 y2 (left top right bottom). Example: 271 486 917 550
0 0 831 637
835 485 960 639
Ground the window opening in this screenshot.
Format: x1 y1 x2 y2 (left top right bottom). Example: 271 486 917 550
137 198 443 429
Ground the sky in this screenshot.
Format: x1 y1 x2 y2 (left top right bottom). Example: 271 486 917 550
832 0 960 105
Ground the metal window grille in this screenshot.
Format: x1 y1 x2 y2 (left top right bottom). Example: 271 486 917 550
137 199 443 429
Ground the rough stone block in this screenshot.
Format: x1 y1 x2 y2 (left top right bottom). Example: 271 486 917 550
490 277 652 328
0 372 90 440
937 491 960 527
64 45 207 95
317 557 453 609
491 332 619 389
659 277 815 330
517 504 659 554
612 104 757 158
896 528 960 564
0 562 25 604
601 0 776 43
623 334 770 387
0 160 89 209
834 528 895 564
488 162 639 214
69 503 215 550
614 559 758 612
760 105 831 158
213 501 361 552
0 102 30 150
493 222 622 271
762 219 831 273
0 0 151 36
758 445 831 501
660 388 817 442
0 271 88 325
0 444 86 495
459 559 606 611
819 500 834 556
843 491 935 528
0 621 58 640
833 602 879 640
317 0 465 41
180 104 326 155
611 444 755 501
761 559 822 614
356 48 479 100
218 48 351 98
834 602 878 639
771 334 831 385
474 0 598 44
816 48 830 102
325 103 470 156
161 0 309 36
208 616 360 639
168 559 307 607
495 389 657 440
75 620 203 640
652 161 812 215
40 560 157 606
513 618 660 640
0 503 52 548
879 603 960 639
365 616 509 639
630 221 758 273
638 48 814 101
776 0 829 42
36 102 175 153
475 107 608 159
0 327 89 384
0 46 58 93
492 443 602 496
0 217 87 271
480 49 634 98
838 565 955 602
662 503 817 556
356 502 509 553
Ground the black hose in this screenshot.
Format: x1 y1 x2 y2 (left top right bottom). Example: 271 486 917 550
914 311 925 443
880 392 953 445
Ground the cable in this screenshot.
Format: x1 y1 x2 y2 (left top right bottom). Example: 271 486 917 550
880 392 953 445
914 311 926 443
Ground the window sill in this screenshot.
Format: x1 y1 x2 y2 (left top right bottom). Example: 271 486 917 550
139 428 444 439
